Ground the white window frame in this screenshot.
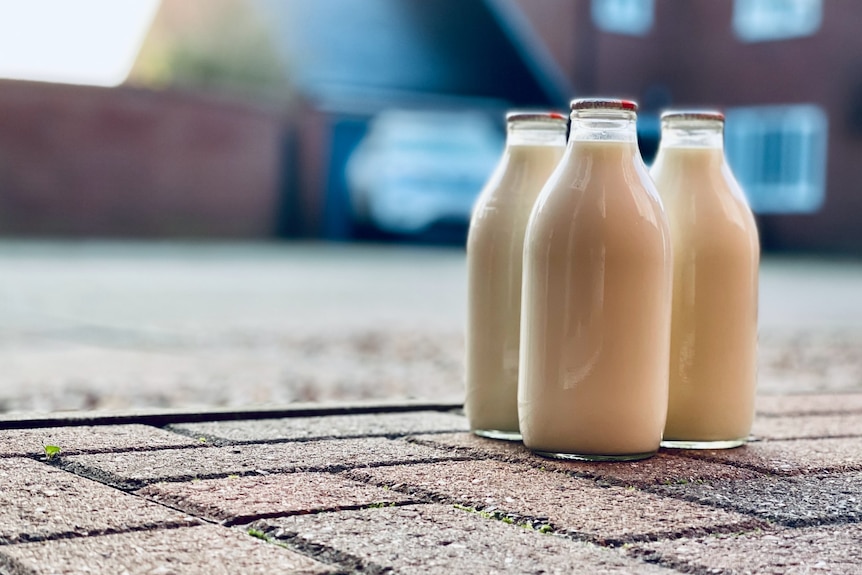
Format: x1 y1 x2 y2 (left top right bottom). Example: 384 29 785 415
733 0 822 42
725 104 828 214
591 0 654 37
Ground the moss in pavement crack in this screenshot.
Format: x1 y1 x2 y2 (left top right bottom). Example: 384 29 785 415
452 504 555 534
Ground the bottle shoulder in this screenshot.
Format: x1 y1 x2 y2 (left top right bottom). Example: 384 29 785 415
527 178 669 258
657 174 756 237
534 143 662 214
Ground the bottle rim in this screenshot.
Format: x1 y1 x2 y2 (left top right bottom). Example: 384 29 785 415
661 110 725 122
506 111 568 124
570 98 638 112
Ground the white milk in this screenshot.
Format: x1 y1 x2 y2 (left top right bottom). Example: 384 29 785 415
519 99 673 460
466 113 567 439
650 112 760 448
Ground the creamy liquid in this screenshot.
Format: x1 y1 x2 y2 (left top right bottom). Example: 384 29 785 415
466 143 565 434
650 146 759 442
519 141 672 456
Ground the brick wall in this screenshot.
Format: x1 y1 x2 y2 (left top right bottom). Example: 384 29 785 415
0 80 286 237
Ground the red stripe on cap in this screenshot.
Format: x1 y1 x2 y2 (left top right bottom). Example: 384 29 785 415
570 98 639 112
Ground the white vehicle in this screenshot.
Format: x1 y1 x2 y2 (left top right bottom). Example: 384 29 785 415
346 109 503 235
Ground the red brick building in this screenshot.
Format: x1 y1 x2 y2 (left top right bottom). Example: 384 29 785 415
0 0 858 253
520 0 860 253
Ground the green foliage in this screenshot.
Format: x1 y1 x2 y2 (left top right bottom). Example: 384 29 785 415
129 0 291 101
43 444 61 461
247 528 268 541
247 527 292 550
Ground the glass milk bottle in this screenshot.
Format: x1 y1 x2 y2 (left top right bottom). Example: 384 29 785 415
519 98 673 460
466 112 567 440
650 111 760 449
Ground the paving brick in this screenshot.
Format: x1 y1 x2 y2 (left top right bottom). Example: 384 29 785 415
62 437 465 490
259 504 675 574
632 523 862 575
674 437 862 475
751 413 862 440
757 393 862 416
0 457 197 545
656 471 862 526
168 411 468 443
0 424 200 458
138 472 411 524
0 524 333 575
411 432 762 485
347 460 763 544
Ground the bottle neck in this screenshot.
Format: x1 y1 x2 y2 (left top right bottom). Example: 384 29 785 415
506 120 567 147
659 119 724 150
569 109 638 144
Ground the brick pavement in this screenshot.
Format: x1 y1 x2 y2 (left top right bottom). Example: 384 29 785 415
1 395 861 574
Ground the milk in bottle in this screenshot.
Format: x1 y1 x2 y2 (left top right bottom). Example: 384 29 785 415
650 111 760 449
466 112 567 439
519 99 673 460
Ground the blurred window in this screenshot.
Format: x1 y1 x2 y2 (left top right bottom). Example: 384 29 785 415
733 0 822 42
726 104 828 213
591 0 653 36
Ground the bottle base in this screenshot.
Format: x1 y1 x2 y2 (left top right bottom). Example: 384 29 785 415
660 438 747 450
530 449 657 462
472 429 523 441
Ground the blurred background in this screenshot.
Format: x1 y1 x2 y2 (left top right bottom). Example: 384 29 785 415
1 0 860 413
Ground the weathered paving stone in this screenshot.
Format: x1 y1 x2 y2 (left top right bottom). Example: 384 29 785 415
62 437 465 490
751 413 862 440
674 437 862 475
632 523 862 575
138 472 412 524
757 393 862 416
0 458 197 545
259 504 675 574
411 432 762 485
0 424 200 458
168 411 468 443
0 524 334 575
347 460 764 544
656 471 862 526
